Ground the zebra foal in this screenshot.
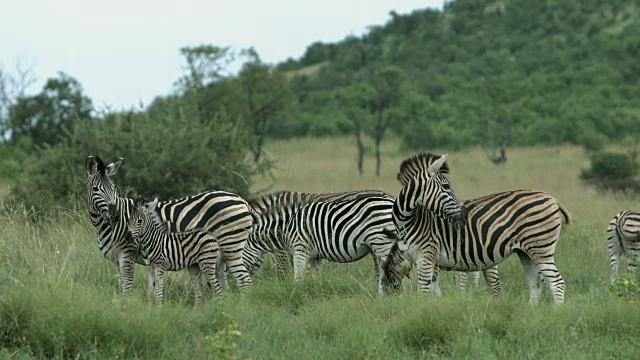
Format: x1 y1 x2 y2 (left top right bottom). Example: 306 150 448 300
128 198 223 305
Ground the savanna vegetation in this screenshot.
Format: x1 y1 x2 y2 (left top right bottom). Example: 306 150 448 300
2 137 640 359
2 0 640 358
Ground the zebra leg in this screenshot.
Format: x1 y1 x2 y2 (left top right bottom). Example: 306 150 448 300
370 254 384 297
117 254 136 295
457 271 469 291
274 250 292 276
221 250 253 291
607 222 623 282
415 253 438 295
292 248 310 282
146 266 155 298
216 252 228 291
517 252 549 305
188 264 204 306
482 267 502 296
471 271 481 289
309 257 324 284
199 256 223 298
432 267 442 297
153 264 166 305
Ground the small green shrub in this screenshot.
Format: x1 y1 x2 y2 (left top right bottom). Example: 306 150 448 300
580 151 639 192
609 270 640 300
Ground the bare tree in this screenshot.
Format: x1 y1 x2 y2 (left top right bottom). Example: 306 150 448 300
0 62 37 140
480 99 511 165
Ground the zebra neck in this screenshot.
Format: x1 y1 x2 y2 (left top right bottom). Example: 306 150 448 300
93 197 134 247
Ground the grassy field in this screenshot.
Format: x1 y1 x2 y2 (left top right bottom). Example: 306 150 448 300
2 136 640 359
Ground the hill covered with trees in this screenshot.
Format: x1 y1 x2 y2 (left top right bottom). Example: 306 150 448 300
276 0 640 150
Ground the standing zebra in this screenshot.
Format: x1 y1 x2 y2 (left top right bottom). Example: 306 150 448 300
245 189 394 275
247 193 398 295
85 155 254 294
128 198 223 304
86 156 153 294
607 211 640 282
391 152 571 304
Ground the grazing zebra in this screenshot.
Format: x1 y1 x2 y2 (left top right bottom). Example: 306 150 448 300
607 211 640 282
128 198 223 305
247 193 398 295
390 153 571 304
85 155 254 294
86 156 153 294
245 190 394 275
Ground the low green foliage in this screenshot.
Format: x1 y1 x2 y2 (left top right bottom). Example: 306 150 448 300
609 270 640 300
2 140 640 359
580 151 640 192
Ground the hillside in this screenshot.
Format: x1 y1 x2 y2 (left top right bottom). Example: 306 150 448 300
275 0 640 149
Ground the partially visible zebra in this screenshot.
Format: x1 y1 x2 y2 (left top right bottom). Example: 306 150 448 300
86 156 152 294
607 211 640 282
391 153 571 304
245 190 394 275
246 193 398 295
128 198 223 305
85 155 254 294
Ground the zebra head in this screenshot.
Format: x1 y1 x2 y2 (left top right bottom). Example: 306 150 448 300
85 156 123 222
382 242 412 293
396 152 466 224
129 197 164 239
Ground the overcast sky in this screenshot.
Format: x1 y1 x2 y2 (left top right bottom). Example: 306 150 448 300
1 0 444 111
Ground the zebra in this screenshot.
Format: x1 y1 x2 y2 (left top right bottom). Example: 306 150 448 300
127 198 223 305
607 211 640 282
85 155 254 294
246 193 398 295
390 152 571 304
245 189 394 275
86 156 153 294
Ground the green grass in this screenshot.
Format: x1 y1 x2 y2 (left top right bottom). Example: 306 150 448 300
2 136 640 359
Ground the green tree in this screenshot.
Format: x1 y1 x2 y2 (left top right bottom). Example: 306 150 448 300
337 83 375 175
7 72 92 147
238 48 293 162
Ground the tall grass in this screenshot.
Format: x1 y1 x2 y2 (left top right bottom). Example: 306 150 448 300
2 137 640 359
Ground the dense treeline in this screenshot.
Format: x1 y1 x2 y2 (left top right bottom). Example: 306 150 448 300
277 0 640 149
2 0 640 210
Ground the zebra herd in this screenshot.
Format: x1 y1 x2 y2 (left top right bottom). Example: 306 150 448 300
85 152 638 306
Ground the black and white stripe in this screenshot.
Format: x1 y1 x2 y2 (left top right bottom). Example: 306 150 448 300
86 156 153 294
86 155 254 294
391 153 571 304
246 191 401 295
128 198 223 304
244 190 393 275
607 210 640 282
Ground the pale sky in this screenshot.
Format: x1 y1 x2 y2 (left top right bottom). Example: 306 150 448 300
1 0 444 111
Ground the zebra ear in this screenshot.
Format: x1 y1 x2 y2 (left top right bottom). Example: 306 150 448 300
105 158 123 177
427 154 448 177
134 197 147 208
85 156 98 174
146 197 159 211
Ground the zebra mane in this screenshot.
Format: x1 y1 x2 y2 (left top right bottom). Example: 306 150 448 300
250 191 311 214
396 152 450 186
147 203 168 231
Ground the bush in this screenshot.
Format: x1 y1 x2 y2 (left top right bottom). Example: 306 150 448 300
580 150 640 192
7 96 264 212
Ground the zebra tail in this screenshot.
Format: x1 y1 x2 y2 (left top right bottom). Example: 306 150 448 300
556 199 572 225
